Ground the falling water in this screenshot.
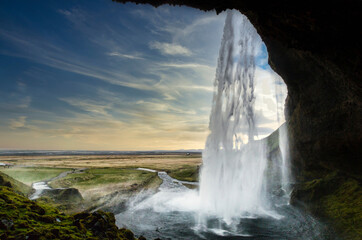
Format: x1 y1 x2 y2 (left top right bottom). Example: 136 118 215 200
114 9 336 240
198 10 285 225
279 123 292 199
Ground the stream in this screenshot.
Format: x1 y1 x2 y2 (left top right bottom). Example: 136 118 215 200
29 168 86 200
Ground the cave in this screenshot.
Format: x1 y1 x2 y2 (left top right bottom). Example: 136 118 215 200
0 1 360 239
113 0 362 238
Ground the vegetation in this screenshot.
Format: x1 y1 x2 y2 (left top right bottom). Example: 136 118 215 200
0 157 201 239
0 171 32 196
0 186 143 240
0 154 201 170
291 171 362 240
49 168 158 192
168 165 199 182
47 168 161 213
0 167 69 185
323 178 362 239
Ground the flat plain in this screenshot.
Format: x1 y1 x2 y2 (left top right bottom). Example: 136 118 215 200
0 153 201 171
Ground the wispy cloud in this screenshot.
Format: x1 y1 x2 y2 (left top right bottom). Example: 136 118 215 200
57 9 71 16
107 52 144 60
59 98 111 116
17 96 32 108
16 82 27 92
9 116 27 129
159 62 213 70
0 29 175 97
169 15 224 43
149 41 192 56
135 100 196 115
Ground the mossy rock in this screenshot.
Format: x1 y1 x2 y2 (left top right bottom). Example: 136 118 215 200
291 172 362 240
0 186 144 239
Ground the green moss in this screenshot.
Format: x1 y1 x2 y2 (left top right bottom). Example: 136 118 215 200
168 165 199 182
322 179 362 240
0 186 143 239
119 228 135 240
292 172 362 240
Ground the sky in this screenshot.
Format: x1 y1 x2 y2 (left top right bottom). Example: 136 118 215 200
0 0 287 151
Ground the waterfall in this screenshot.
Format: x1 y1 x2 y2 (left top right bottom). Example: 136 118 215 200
199 10 290 225
199 10 267 224
279 123 292 199
113 9 331 240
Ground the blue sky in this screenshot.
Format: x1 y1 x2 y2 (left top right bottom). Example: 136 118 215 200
0 0 286 150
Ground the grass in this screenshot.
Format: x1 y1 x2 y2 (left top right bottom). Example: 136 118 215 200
49 168 159 197
168 165 199 182
48 168 162 213
0 153 202 170
0 171 32 196
0 167 69 185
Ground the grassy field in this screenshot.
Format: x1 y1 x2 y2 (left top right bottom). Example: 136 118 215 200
49 168 160 198
0 153 201 183
0 167 70 185
0 153 201 170
168 165 199 182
